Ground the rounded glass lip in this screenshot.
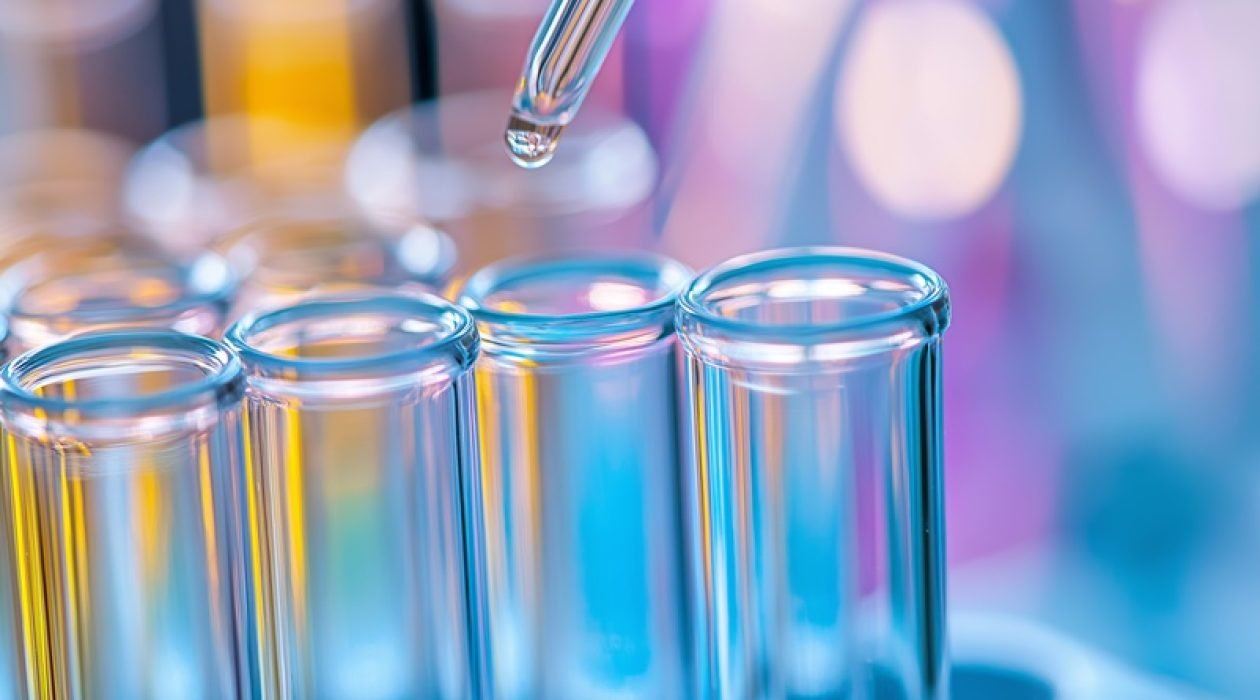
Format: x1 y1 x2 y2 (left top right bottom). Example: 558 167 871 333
225 291 477 378
6 248 237 325
219 214 457 287
679 246 950 339
0 330 241 417
456 251 694 328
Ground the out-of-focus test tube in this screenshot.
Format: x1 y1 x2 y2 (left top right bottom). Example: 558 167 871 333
676 248 951 699
218 214 457 318
348 91 657 273
225 292 481 699
0 330 247 699
196 0 408 138
124 116 355 255
0 233 235 353
456 253 693 699
506 0 636 167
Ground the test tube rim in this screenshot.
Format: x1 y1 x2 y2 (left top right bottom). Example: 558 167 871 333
0 328 242 418
4 247 237 331
219 213 457 289
455 250 693 344
225 290 478 380
678 246 950 342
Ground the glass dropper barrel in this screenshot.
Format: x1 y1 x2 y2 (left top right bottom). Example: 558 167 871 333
506 0 636 168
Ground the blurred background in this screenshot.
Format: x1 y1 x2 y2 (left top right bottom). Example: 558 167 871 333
0 0 1255 696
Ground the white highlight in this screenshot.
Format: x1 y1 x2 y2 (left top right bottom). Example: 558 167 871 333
838 0 1022 220
1137 0 1260 210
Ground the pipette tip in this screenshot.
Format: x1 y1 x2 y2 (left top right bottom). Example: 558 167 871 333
505 114 564 169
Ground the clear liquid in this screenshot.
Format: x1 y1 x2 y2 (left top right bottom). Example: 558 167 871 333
505 114 565 169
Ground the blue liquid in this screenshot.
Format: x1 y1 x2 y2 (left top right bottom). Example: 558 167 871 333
458 254 692 698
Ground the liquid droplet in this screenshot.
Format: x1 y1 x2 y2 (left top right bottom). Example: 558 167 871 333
505 114 565 169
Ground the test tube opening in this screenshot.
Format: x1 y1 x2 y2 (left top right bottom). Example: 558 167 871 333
679 247 951 368
226 291 478 392
2 239 235 352
456 252 692 352
221 215 454 298
0 330 243 439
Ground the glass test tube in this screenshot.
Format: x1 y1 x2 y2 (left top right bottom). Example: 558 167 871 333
224 292 481 699
507 0 637 167
455 253 693 699
218 214 456 319
677 248 951 700
0 234 235 353
0 330 247 698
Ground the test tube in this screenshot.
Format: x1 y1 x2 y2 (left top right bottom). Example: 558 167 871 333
224 292 481 699
0 234 235 353
0 330 247 698
506 0 636 167
218 214 456 318
455 252 693 699
676 248 951 700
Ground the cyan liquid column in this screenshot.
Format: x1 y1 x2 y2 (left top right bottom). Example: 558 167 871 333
0 331 248 698
677 248 951 700
456 253 694 699
225 292 481 699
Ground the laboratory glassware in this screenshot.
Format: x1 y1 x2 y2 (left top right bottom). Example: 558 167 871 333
677 247 951 700
0 330 248 698
0 233 235 353
507 0 636 167
348 90 657 274
217 213 456 318
455 252 693 699
224 291 481 699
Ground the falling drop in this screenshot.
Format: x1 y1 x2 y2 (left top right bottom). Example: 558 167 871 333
504 113 565 169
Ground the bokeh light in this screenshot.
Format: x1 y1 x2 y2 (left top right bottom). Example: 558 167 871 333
837 0 1022 220
1137 0 1260 211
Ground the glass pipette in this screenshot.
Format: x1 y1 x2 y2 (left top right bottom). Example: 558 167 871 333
505 0 635 169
